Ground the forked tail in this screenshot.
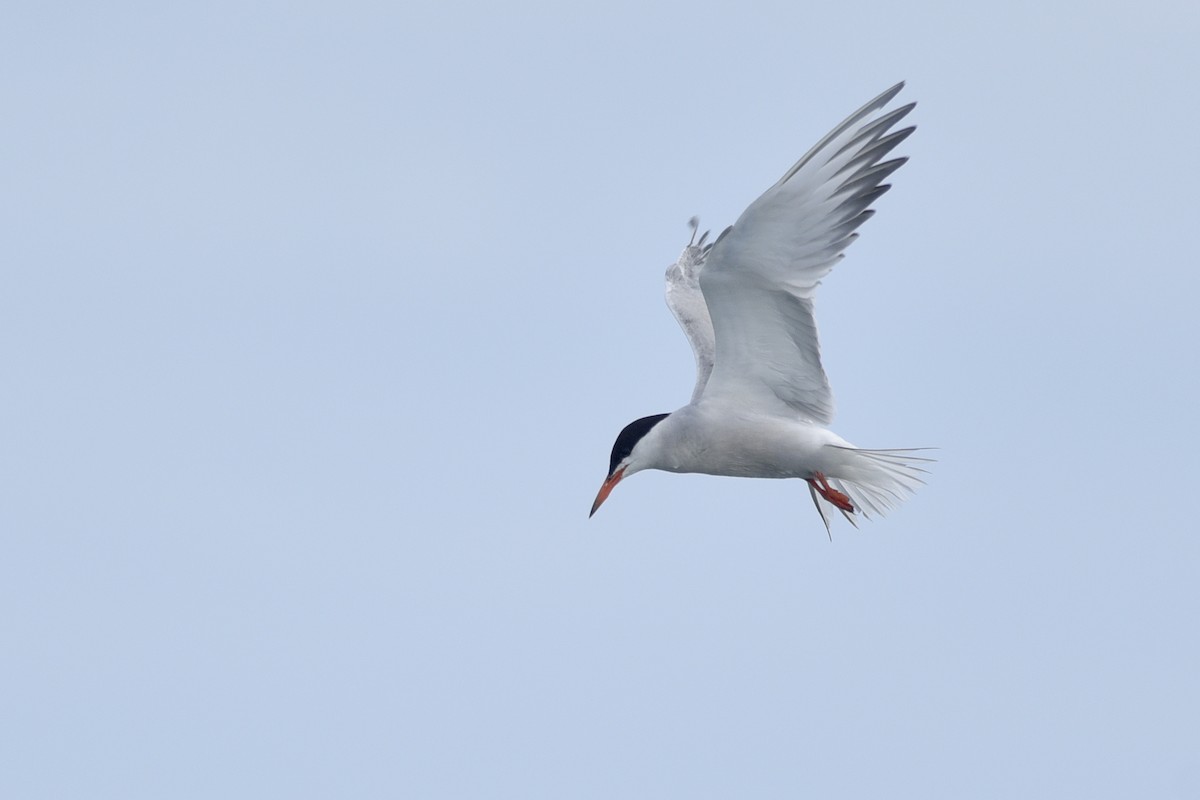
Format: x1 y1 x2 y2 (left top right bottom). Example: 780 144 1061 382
807 447 934 536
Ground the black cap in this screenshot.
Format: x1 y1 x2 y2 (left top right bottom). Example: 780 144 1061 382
607 413 669 476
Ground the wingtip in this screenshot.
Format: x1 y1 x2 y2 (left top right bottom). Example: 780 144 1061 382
875 81 906 107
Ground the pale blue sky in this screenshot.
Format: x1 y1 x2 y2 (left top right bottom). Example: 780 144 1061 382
3 2 1199 798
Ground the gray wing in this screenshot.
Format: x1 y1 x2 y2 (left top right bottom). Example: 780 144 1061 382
697 82 915 423
665 220 717 403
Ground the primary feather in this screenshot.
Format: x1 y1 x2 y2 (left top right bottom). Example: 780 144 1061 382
698 82 914 423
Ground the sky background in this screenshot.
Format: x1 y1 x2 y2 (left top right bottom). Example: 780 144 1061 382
3 2 1199 798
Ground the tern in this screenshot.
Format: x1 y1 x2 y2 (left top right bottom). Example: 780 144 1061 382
590 83 931 533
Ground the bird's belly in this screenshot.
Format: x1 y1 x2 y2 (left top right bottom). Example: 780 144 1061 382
665 419 840 479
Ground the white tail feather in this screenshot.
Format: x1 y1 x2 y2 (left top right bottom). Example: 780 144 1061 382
815 446 933 526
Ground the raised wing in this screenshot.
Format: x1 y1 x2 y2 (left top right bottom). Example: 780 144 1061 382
665 220 717 402
697 82 915 423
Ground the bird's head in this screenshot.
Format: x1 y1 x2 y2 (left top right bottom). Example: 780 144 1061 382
590 413 670 517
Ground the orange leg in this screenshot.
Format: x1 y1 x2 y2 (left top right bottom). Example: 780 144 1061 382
807 471 854 513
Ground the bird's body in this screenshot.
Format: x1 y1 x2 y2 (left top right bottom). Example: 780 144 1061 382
627 403 853 480
591 83 931 531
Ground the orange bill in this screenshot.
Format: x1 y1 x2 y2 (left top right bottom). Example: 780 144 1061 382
589 467 626 518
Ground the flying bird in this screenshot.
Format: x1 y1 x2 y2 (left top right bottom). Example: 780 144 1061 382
590 83 931 533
